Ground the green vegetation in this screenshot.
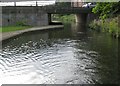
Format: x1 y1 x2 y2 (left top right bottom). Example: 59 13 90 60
0 26 32 32
89 17 120 38
92 2 120 19
52 2 74 22
0 21 32 32
15 21 28 26
52 14 75 22
90 2 120 38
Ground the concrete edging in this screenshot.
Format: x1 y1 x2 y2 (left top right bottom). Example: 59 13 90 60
0 25 64 42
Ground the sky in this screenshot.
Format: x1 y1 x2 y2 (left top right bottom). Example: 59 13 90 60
0 0 56 6
0 0 55 1
0 0 119 6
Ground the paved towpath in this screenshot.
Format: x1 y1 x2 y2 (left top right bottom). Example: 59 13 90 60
0 25 64 42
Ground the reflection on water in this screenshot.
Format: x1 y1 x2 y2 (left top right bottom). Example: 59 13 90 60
0 23 118 84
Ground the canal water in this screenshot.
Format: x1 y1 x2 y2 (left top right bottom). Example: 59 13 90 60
0 23 118 84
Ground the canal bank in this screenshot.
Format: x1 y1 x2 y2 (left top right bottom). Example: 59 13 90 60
0 25 64 42
88 17 120 38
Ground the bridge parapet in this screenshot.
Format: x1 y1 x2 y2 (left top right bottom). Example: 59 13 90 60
43 6 92 14
2 6 92 14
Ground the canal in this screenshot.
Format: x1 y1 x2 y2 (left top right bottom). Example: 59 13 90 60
0 23 118 84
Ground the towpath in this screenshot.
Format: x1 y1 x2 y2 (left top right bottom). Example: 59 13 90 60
0 25 64 42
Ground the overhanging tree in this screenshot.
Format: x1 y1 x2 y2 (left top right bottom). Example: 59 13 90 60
92 2 120 19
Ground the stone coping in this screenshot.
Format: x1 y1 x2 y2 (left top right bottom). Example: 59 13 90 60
0 25 64 42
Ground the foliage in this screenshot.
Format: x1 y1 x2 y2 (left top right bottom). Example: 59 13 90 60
89 17 120 38
16 21 27 26
92 2 120 19
91 2 120 38
52 14 75 22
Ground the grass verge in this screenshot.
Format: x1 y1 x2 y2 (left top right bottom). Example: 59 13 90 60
0 26 32 32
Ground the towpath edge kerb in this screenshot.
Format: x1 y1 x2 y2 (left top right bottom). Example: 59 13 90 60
0 25 64 42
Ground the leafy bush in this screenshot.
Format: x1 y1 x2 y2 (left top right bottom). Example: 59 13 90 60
89 20 101 32
92 2 120 20
109 19 120 37
16 21 27 26
89 17 119 38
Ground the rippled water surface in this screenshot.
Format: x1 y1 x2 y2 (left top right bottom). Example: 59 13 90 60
0 23 118 84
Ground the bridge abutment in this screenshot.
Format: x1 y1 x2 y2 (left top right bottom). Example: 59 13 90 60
48 13 52 24
75 13 88 25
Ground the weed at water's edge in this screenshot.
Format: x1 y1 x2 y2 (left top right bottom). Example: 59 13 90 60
89 17 120 38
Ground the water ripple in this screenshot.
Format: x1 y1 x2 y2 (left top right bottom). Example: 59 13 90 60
0 38 100 84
